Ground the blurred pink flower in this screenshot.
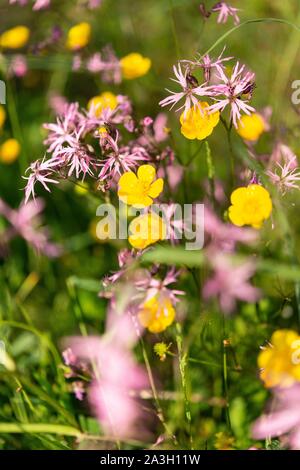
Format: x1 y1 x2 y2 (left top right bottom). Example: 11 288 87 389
86 46 121 84
136 267 184 305
252 385 300 450
203 254 260 313
9 0 28 5
33 0 50 9
267 156 300 195
204 206 258 252
208 62 255 127
0 197 61 257
153 113 169 142
211 2 240 25
66 310 149 438
9 55 27 78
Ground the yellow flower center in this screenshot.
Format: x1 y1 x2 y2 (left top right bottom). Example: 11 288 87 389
138 296 175 333
236 113 265 142
179 101 220 140
120 53 151 80
228 184 272 229
258 329 300 388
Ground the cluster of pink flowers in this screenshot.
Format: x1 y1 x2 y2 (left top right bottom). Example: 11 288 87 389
160 51 256 127
24 94 173 200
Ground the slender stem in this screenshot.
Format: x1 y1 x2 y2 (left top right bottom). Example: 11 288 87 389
222 316 232 432
220 116 235 186
168 0 181 60
176 323 193 449
140 338 177 444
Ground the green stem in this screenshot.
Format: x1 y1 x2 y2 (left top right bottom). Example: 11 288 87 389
201 18 300 59
168 0 181 60
140 338 176 444
176 323 193 449
222 316 231 432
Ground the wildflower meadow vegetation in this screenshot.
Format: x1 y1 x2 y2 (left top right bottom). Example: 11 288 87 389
2 0 300 453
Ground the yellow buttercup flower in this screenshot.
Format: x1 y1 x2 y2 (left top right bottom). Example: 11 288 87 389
0 106 6 130
128 212 166 250
66 23 91 50
0 139 21 164
228 184 272 229
180 101 220 140
0 26 30 49
120 53 151 80
88 92 118 117
258 329 300 388
236 113 265 142
118 164 163 207
138 296 175 333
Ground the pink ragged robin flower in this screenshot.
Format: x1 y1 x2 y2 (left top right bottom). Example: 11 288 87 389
267 156 300 195
23 158 60 202
159 62 212 116
98 130 150 186
208 61 255 127
183 48 233 82
211 2 240 25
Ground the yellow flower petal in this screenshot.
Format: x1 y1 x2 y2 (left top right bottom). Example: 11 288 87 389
148 178 164 199
137 164 156 184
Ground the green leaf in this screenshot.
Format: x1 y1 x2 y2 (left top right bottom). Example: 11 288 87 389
0 423 81 437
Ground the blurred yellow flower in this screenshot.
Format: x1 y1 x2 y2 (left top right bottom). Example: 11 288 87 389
66 23 91 50
236 113 265 142
88 92 118 117
0 106 6 129
180 101 220 140
228 184 272 229
214 432 235 450
0 138 21 164
0 26 30 49
138 296 175 333
258 329 300 388
118 164 163 207
120 53 151 79
128 212 166 250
